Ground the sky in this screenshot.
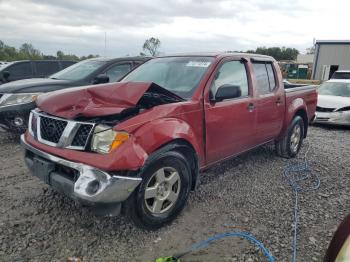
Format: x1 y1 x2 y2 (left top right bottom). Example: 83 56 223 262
0 0 349 57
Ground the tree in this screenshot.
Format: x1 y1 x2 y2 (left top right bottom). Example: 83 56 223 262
282 47 299 60
0 40 97 61
56 50 79 61
142 37 161 56
56 50 65 59
19 43 42 59
249 46 299 61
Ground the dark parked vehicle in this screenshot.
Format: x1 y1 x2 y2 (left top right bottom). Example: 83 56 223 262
0 57 151 132
0 60 76 84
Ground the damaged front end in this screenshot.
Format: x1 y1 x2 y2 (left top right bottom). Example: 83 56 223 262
21 135 142 216
31 81 184 151
22 82 184 215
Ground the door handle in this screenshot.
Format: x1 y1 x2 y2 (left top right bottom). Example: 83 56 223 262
276 96 282 105
247 103 255 112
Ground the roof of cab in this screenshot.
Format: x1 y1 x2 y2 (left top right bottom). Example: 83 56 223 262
157 52 275 61
88 56 152 63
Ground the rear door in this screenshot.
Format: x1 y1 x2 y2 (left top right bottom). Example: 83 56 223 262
34 61 60 77
204 58 257 164
252 60 285 144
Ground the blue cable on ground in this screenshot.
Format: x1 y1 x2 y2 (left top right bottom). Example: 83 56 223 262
188 231 275 262
283 142 320 262
160 142 320 262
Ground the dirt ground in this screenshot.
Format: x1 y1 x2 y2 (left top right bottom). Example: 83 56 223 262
0 125 349 262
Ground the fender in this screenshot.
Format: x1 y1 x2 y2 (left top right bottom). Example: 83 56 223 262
132 117 204 166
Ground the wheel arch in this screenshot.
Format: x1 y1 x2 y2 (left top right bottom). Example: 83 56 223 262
285 98 309 139
294 108 308 138
147 138 199 191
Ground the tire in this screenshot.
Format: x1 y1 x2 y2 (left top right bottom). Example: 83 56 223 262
125 150 192 230
275 116 304 158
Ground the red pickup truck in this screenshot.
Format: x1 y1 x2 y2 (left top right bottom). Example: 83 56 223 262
21 53 317 229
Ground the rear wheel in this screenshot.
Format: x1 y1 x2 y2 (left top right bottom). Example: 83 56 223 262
276 116 304 158
125 150 191 230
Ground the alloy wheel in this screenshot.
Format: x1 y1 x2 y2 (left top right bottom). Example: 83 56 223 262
144 167 181 214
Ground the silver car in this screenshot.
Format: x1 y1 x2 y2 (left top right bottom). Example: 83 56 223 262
314 80 350 126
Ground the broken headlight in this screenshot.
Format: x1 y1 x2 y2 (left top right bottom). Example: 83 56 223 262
91 125 129 154
0 93 42 107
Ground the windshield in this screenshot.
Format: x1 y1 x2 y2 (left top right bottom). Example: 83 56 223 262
318 82 350 97
50 60 105 81
0 62 12 71
121 56 214 99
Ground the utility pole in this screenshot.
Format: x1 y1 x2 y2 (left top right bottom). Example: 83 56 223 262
104 32 107 57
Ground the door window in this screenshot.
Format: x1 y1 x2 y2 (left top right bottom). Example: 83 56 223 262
253 62 276 94
266 63 276 89
35 61 59 76
105 63 131 82
211 60 249 98
7 62 32 78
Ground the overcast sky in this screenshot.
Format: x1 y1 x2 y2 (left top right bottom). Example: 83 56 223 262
0 0 349 57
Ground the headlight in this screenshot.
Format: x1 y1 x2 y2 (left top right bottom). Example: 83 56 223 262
91 125 130 154
0 93 42 107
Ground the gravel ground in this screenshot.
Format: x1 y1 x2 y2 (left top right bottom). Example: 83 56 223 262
0 125 349 262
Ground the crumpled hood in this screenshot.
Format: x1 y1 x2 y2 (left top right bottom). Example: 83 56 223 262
36 81 183 119
318 95 350 110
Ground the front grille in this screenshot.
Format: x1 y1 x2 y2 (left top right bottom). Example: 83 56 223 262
316 106 335 112
71 124 93 147
30 111 95 150
40 116 67 143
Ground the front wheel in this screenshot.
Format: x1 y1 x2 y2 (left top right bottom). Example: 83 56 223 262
125 150 191 230
275 115 305 158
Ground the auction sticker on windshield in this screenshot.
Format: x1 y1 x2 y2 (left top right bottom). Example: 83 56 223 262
186 61 211 67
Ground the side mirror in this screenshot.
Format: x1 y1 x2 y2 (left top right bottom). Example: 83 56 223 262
213 84 242 102
93 74 109 84
2 71 10 80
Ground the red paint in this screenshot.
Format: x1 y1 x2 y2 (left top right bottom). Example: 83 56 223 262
36 82 153 119
27 53 317 173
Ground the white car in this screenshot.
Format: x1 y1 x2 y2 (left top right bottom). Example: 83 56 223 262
314 79 350 126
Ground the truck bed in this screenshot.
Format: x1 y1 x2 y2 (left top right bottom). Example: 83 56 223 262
285 85 318 124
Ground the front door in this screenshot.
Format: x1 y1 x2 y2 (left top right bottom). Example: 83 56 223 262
204 59 256 164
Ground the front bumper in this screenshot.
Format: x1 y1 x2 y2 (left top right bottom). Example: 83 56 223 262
21 134 142 206
313 111 350 126
0 102 35 133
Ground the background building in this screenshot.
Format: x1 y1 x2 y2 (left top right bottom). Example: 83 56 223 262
312 40 350 80
297 54 314 64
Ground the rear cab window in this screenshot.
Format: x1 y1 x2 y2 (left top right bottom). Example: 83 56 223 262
331 72 350 79
60 61 76 69
252 61 277 94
